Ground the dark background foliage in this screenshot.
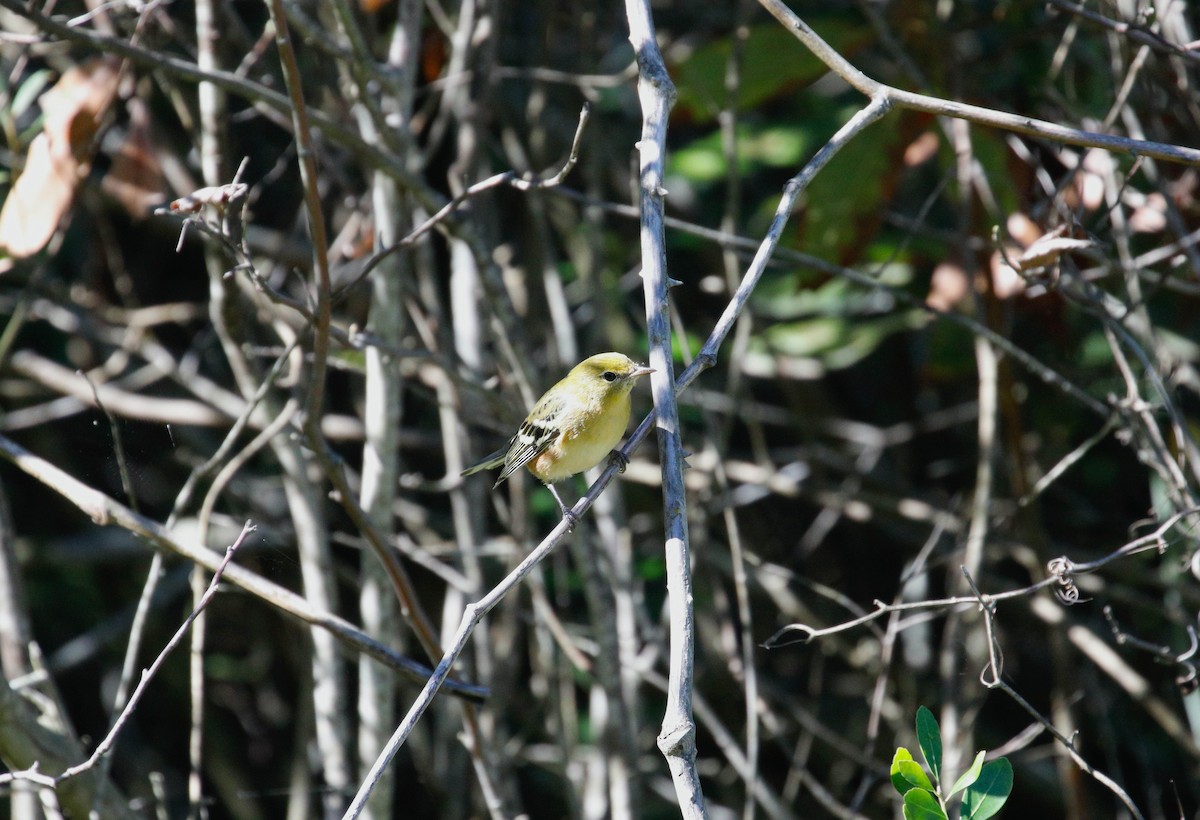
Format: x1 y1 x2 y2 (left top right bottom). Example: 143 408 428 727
1 0 1198 818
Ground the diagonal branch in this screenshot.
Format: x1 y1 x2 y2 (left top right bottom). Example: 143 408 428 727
0 433 487 701
344 87 895 820
755 0 1200 166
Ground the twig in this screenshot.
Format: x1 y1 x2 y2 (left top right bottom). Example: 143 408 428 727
936 118 993 787
347 103 592 295
714 5 762 811
6 349 363 439
0 432 487 700
754 0 1200 166
347 47 894 820
547 184 1111 417
763 508 1200 647
166 343 300 524
1018 417 1120 506
644 669 805 820
0 522 252 789
1045 0 1200 64
77 367 144 808
761 582 1052 648
343 1 419 813
1046 507 1200 582
264 0 333 432
964 569 1148 819
1104 606 1200 691
343 514 578 818
261 9 354 807
12 351 229 427
0 0 445 212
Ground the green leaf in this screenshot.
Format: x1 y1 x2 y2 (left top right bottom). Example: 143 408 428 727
762 311 927 370
328 348 366 373
673 22 872 123
961 759 1013 820
891 748 915 795
669 125 813 186
915 706 943 787
903 787 948 820
949 750 986 797
897 760 935 793
799 113 907 263
824 312 927 370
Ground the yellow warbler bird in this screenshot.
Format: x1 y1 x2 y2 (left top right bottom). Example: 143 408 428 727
461 352 654 518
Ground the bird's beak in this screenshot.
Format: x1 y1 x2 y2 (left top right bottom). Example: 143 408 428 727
631 365 655 379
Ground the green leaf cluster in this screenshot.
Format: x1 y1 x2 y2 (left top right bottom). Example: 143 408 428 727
891 706 1013 820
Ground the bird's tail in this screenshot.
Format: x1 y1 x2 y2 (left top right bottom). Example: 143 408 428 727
460 448 507 477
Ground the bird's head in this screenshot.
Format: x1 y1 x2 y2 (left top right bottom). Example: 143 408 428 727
572 352 654 395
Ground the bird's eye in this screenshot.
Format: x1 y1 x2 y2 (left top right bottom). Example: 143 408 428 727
602 371 617 382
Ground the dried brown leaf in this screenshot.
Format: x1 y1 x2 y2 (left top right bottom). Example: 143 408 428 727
1017 234 1095 271
0 57 120 259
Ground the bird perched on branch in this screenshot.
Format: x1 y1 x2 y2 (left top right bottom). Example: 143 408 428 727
461 352 654 520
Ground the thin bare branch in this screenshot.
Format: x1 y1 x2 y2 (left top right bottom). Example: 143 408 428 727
0 433 487 700
755 0 1200 166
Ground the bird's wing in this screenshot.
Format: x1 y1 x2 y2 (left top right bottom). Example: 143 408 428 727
494 392 565 485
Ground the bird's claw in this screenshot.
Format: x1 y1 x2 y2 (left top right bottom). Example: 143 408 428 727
609 449 629 474
559 506 578 532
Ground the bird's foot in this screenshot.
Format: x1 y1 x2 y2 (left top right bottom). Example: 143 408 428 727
608 449 629 474
559 506 578 532
548 484 578 532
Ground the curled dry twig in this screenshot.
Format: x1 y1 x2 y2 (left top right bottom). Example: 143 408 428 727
962 570 1148 820
764 508 1200 647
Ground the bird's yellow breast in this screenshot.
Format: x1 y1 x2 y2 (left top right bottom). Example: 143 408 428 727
527 392 631 483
